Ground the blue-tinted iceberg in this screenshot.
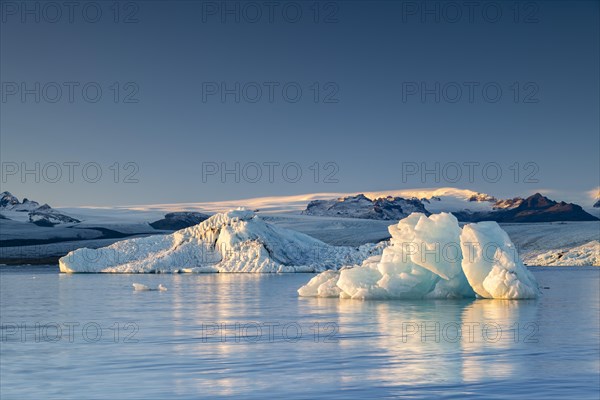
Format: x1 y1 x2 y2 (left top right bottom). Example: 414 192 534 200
298 213 540 300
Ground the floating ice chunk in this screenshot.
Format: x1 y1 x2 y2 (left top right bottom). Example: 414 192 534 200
298 213 537 300
132 283 150 291
460 222 540 299
132 283 167 291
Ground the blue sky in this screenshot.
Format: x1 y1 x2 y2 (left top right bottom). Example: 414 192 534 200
1 0 598 207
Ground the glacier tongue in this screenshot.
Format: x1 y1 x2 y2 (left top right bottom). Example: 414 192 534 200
299 213 540 300
59 209 384 274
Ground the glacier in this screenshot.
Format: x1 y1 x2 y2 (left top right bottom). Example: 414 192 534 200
58 209 385 273
524 240 600 267
298 213 540 300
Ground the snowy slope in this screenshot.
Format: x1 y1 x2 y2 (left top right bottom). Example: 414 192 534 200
501 222 599 266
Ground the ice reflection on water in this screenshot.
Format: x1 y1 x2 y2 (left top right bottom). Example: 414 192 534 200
0 266 598 399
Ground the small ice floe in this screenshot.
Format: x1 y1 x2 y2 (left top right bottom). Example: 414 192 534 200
132 283 167 291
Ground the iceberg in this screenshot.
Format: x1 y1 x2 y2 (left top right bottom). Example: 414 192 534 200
298 213 540 300
59 209 384 273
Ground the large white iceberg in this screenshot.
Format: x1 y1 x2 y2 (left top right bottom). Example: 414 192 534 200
298 213 540 300
59 209 384 273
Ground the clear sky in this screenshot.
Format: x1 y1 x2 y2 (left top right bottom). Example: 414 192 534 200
1 0 599 207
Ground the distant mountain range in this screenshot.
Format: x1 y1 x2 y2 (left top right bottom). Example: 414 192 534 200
1 189 598 265
0 191 80 226
302 192 598 223
3 190 597 228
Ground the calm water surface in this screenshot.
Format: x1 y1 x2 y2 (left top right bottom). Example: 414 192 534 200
1 266 599 399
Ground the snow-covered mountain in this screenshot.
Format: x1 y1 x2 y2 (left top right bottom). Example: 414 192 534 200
298 189 504 220
0 191 80 226
59 209 385 273
28 204 81 226
453 193 598 222
301 191 598 223
303 194 429 220
0 191 40 212
388 188 500 214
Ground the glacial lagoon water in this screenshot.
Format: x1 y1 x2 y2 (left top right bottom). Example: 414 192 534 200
1 266 599 399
